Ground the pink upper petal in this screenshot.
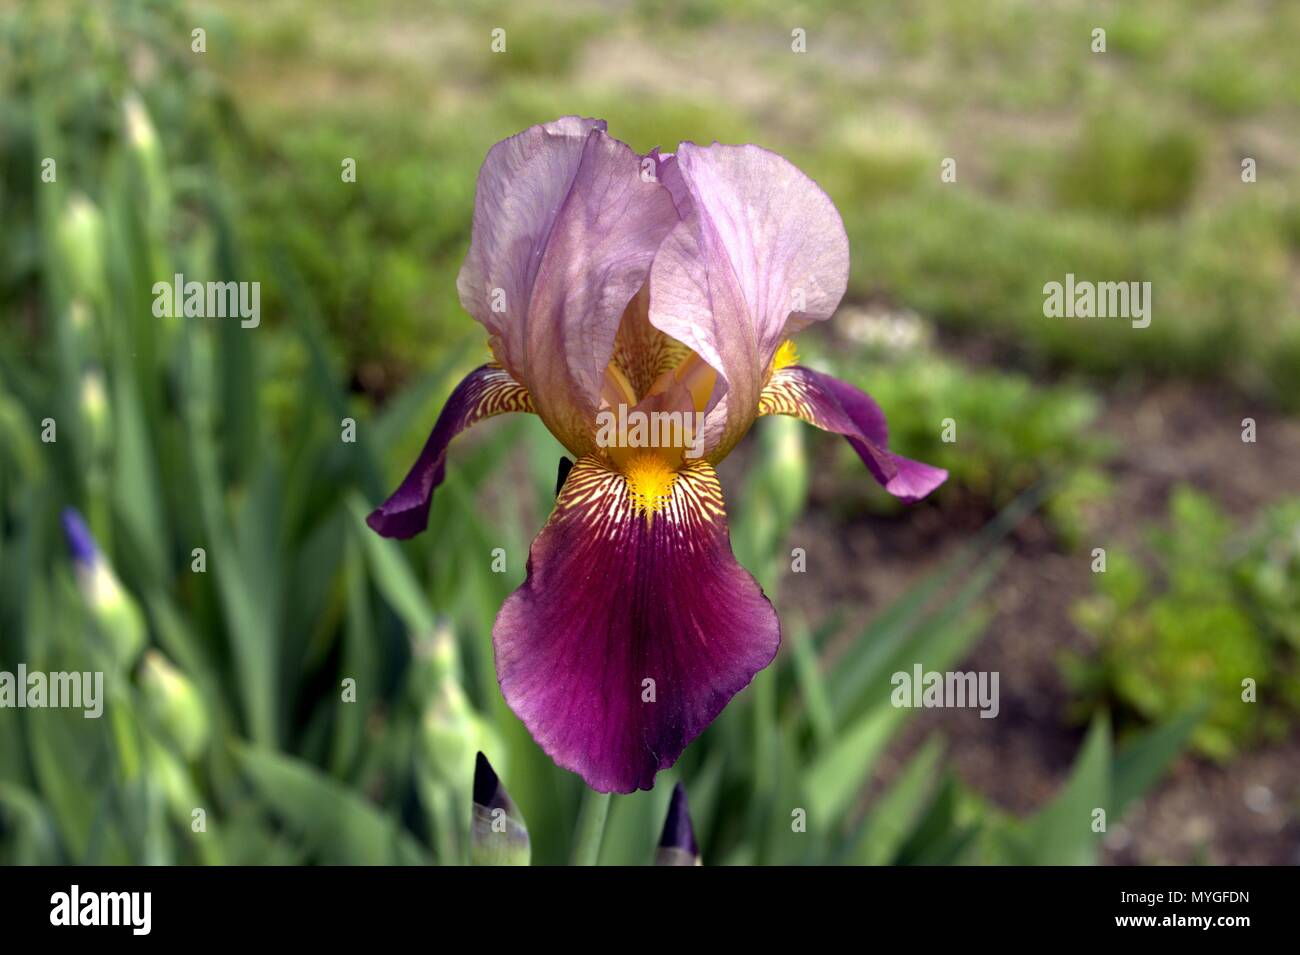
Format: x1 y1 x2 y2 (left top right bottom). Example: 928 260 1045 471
648 142 849 459
647 149 692 217
457 118 681 456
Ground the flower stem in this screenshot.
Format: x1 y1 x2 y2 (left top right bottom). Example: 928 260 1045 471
570 789 612 866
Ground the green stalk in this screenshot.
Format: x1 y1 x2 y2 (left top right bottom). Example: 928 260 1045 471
749 668 777 863
569 789 612 866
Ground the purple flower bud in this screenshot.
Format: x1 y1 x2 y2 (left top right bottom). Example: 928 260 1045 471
60 507 145 666
61 508 99 568
655 782 701 866
471 752 530 866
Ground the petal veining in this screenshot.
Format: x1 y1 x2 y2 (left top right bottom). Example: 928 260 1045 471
493 456 779 792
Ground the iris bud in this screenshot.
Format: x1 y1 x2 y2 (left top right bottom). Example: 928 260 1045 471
471 752 530 866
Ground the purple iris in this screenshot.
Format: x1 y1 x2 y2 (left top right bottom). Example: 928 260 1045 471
368 118 947 793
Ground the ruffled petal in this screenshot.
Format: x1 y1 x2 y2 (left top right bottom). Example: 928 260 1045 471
759 365 947 502
648 142 849 460
646 149 692 217
457 118 681 456
493 456 779 793
367 364 534 539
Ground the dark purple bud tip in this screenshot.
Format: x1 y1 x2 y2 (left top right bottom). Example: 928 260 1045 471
473 751 500 808
555 456 574 499
60 508 99 567
471 751 530 865
655 782 700 865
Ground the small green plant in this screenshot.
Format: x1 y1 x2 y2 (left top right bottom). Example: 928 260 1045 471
1235 499 1300 714
1066 488 1300 759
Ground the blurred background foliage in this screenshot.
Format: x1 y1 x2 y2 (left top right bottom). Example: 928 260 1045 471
0 0 1297 864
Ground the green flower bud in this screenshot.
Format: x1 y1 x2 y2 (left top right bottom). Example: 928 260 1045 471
79 369 111 457
139 650 209 760
56 194 106 305
62 509 146 668
420 679 475 785
471 752 530 866
123 93 169 218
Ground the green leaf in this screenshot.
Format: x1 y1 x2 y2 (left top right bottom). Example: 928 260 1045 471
895 777 982 865
804 577 994 824
787 615 835 748
804 704 903 824
1010 713 1112 865
0 783 60 864
347 494 435 634
853 735 945 864
1112 707 1202 817
826 483 1040 725
598 785 672 867
234 745 427 865
330 535 377 778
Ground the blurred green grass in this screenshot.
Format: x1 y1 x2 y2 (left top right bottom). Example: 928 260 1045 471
207 0 1300 407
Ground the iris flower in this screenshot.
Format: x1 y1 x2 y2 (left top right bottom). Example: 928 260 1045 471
368 117 946 793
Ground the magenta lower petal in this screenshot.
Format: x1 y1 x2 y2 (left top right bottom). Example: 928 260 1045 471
367 364 533 539
760 365 947 503
493 457 779 793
